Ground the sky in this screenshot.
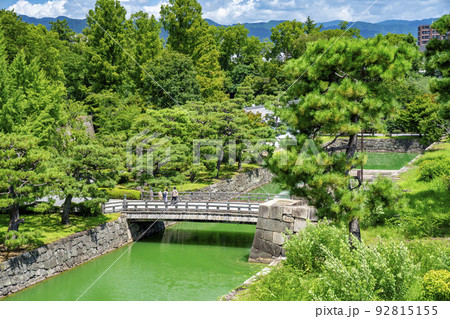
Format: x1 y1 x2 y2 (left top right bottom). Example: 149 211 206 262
1 0 449 25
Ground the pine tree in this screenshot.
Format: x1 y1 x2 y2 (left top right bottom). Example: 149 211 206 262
0 133 56 231
269 35 418 239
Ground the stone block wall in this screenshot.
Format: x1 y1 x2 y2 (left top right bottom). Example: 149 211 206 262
332 138 428 153
249 199 318 263
199 167 273 193
0 217 166 298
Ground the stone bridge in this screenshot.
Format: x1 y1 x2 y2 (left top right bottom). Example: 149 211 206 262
103 191 318 263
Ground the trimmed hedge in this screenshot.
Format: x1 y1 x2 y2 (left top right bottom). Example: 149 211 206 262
102 188 141 200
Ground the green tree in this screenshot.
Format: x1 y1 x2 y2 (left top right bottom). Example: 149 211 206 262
218 24 250 71
125 11 163 87
268 35 418 239
304 16 322 34
52 125 120 225
85 90 142 136
427 14 450 124
399 94 445 143
7 51 65 146
270 20 306 61
141 50 201 108
0 134 55 231
0 10 66 81
50 18 75 42
190 21 226 102
160 0 203 56
83 0 129 93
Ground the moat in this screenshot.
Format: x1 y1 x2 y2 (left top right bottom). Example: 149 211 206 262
4 222 262 301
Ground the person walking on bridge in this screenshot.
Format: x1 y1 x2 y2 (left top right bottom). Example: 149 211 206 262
163 188 168 205
170 187 178 205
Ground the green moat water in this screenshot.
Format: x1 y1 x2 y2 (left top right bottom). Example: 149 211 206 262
4 222 262 301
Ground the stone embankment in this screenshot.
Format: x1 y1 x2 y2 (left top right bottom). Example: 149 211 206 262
0 217 166 298
199 167 273 193
332 138 428 153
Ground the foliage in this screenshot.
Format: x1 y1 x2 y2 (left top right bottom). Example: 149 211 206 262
417 155 450 181
0 133 57 231
83 0 130 93
398 94 444 144
270 20 306 61
102 188 141 200
141 50 201 108
426 15 450 124
363 176 402 226
245 222 423 301
1 230 42 250
160 0 203 56
421 270 450 301
268 35 418 229
50 18 75 42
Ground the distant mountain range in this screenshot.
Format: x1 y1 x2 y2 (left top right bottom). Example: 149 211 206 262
20 14 439 40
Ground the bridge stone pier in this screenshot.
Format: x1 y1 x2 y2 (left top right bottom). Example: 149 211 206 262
249 198 318 263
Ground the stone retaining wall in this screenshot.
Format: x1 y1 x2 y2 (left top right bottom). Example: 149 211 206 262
199 167 273 193
0 217 166 298
249 199 318 263
332 138 428 153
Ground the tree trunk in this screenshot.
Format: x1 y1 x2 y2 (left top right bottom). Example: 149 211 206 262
346 133 358 160
62 194 73 225
215 146 224 178
8 204 23 232
238 160 242 170
349 217 361 248
189 172 196 182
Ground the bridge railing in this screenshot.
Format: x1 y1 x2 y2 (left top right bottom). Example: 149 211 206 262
103 201 125 213
141 190 289 202
124 201 259 214
102 200 260 214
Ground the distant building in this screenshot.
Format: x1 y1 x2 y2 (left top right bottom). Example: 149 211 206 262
417 24 448 51
244 105 274 119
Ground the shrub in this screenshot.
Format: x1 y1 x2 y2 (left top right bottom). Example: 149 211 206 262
363 176 401 226
418 156 450 181
282 223 417 301
407 241 450 275
1 230 43 250
283 221 348 273
102 188 141 200
314 240 416 301
421 270 450 301
72 200 102 216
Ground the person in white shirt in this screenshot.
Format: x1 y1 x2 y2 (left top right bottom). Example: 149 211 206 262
171 187 178 205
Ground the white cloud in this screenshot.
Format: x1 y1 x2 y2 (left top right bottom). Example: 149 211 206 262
205 0 257 24
8 0 67 18
143 1 167 18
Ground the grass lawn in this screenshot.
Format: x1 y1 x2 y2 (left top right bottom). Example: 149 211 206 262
357 152 419 170
0 213 121 248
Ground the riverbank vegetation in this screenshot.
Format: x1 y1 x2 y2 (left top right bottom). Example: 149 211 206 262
236 141 450 301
